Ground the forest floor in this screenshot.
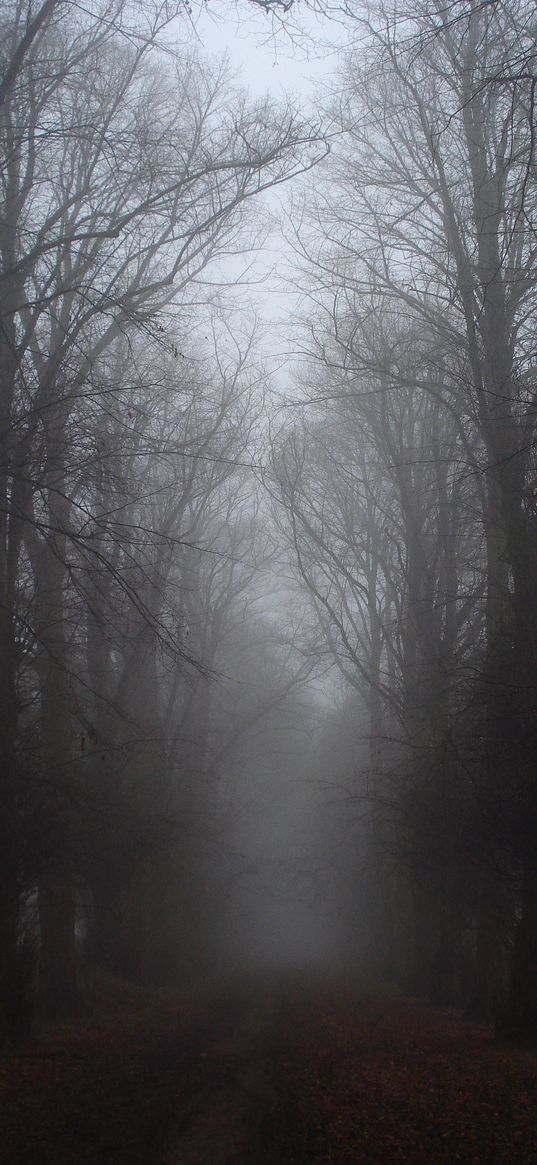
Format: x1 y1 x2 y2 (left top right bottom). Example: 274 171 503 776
1 971 537 1164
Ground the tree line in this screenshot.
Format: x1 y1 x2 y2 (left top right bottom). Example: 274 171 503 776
275 0 537 1039
0 0 326 1035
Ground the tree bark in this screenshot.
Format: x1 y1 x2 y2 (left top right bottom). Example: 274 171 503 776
500 859 537 1040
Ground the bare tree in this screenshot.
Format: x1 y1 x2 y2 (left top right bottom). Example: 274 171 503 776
0 0 327 1024
282 0 537 1027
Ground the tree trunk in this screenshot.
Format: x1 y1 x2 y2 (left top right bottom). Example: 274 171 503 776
32 404 81 1022
0 638 25 1036
90 871 125 977
465 881 503 1022
500 859 537 1040
38 876 79 1022
402 882 435 997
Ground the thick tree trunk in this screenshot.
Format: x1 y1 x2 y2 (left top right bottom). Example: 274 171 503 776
500 860 537 1040
0 866 28 1039
0 193 27 1036
428 881 458 1007
402 882 435 997
32 404 81 1022
90 871 125 976
37 752 81 1020
38 876 79 1022
465 886 503 1022
0 638 25 1036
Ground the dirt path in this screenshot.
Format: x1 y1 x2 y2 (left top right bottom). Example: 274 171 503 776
162 979 301 1165
2 974 537 1164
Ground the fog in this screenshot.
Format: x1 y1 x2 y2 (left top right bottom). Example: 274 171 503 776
2 0 537 1057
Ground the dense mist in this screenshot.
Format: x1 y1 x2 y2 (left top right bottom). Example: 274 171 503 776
2 0 537 1083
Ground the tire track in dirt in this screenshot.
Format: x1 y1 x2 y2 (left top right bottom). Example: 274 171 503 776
163 977 308 1165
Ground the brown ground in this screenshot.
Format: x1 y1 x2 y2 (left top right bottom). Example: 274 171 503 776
1 973 537 1164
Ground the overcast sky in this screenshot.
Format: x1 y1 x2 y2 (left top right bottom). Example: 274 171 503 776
190 3 346 101
174 5 350 388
